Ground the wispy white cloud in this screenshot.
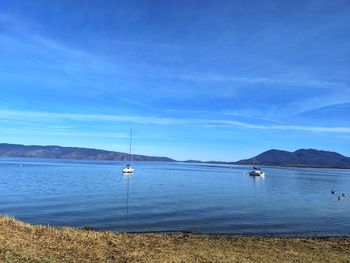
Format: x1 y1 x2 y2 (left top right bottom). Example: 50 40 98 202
163 109 283 124
0 109 182 125
1 109 349 134
273 89 350 117
0 14 205 104
178 71 347 92
0 126 129 139
0 13 137 95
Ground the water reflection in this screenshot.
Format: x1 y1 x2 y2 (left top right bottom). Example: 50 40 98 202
123 173 132 215
250 173 265 192
250 174 265 181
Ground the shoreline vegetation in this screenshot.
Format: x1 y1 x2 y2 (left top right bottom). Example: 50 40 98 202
1 216 349 262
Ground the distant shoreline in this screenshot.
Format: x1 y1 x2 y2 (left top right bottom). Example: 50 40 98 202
1 143 350 169
1 216 349 262
1 155 350 169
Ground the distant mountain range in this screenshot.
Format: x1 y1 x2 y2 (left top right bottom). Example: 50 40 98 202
0 143 174 162
235 149 350 168
1 143 349 168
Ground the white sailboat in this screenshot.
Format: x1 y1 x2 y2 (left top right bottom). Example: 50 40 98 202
249 157 265 177
249 167 265 177
122 129 134 174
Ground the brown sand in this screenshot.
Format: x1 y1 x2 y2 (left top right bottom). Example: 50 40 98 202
0 216 349 262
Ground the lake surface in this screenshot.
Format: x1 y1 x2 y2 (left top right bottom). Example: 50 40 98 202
0 157 349 236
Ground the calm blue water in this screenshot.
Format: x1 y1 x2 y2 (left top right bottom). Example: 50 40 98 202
0 157 349 236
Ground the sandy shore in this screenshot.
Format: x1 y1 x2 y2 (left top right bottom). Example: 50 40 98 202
0 216 349 262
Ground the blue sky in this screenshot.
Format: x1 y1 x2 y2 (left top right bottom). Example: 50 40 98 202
0 0 349 161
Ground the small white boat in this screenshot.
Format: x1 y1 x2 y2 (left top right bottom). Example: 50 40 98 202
122 129 134 174
249 167 265 177
248 155 265 176
123 164 134 174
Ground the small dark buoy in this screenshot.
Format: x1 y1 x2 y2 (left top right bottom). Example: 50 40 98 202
331 190 336 195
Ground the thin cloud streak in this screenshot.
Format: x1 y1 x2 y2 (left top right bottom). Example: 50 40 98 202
164 109 283 124
0 124 130 139
179 72 346 90
1 109 349 134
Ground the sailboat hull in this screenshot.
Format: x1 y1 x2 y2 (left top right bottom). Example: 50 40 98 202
249 171 265 176
123 167 134 173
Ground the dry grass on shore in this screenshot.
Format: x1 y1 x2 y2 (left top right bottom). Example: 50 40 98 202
0 216 349 263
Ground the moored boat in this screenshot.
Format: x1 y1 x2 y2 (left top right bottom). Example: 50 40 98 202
123 164 134 174
122 129 134 174
249 167 265 176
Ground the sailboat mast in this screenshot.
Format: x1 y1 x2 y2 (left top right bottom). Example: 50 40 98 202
128 128 132 164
